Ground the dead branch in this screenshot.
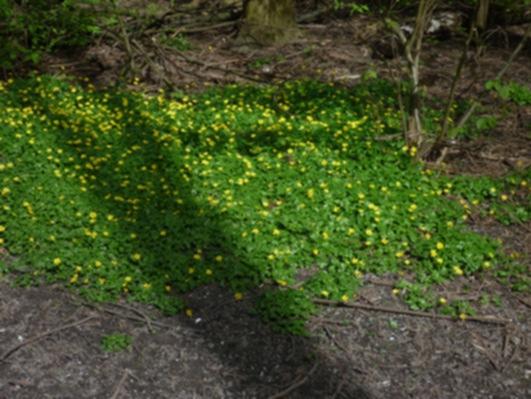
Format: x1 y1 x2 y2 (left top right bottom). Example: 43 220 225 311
495 24 531 81
471 332 501 371
81 302 176 330
322 326 366 374
267 361 319 399
110 369 130 399
1 315 97 362
108 301 155 333
159 43 266 83
448 23 530 157
313 298 510 325
438 22 477 144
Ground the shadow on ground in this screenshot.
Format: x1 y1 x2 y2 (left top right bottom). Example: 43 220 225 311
0 81 372 398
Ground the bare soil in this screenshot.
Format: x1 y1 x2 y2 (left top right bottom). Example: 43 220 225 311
1 8 530 399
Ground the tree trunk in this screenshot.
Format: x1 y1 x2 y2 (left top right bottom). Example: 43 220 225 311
238 0 299 46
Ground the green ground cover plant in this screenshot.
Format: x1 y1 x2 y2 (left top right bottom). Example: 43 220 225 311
486 80 531 107
101 332 132 352
0 0 101 69
0 75 528 333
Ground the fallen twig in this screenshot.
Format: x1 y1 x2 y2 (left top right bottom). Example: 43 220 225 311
313 298 510 325
131 38 175 90
110 369 130 399
81 302 175 330
179 20 237 34
322 326 365 374
471 332 501 371
108 302 155 333
268 361 319 399
1 315 97 362
164 44 266 83
515 295 531 309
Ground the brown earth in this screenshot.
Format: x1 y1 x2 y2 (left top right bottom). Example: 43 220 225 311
1 5 530 399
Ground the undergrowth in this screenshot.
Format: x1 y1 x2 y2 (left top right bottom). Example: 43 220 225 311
0 75 528 334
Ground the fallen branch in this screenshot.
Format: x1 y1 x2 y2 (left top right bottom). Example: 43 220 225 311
495 23 531 81
110 369 130 399
313 298 510 325
108 301 155 333
440 23 531 163
1 315 97 362
515 295 531 309
268 361 319 399
179 20 237 34
160 43 266 83
81 302 176 330
322 326 365 374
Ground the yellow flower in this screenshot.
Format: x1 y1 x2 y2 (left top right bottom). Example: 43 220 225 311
312 248 319 256
185 308 193 317
215 255 223 262
272 228 281 236
452 265 464 276
234 292 243 301
365 228 373 236
395 251 404 258
0 225 5 233
347 228 356 236
438 297 447 305
124 276 133 283
459 313 467 321
322 231 329 240
430 250 437 258
320 290 329 298
131 253 142 262
436 242 445 250
307 188 314 199
341 294 349 303
53 258 62 266
392 288 400 295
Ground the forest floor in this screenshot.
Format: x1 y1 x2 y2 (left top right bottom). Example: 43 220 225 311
1 8 530 399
